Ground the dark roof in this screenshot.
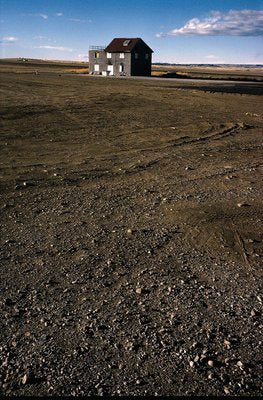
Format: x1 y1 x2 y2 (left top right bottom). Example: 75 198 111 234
105 38 153 53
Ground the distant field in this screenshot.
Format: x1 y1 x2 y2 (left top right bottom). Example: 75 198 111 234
151 64 263 82
0 58 89 74
1 58 263 81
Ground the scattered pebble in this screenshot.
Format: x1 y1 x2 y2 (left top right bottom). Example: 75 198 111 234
194 354 199 363
21 374 28 385
224 387 230 395
237 202 251 207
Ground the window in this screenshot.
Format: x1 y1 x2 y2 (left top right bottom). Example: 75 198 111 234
134 53 138 59
94 64 99 72
107 52 111 58
120 53 124 58
123 40 130 46
145 53 149 60
95 51 100 58
119 63 124 72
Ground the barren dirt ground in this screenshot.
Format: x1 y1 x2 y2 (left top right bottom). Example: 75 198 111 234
0 70 263 396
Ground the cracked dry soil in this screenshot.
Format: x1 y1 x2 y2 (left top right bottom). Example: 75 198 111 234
0 71 263 396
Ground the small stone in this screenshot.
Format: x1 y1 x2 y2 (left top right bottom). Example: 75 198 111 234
127 229 133 235
136 288 142 294
207 360 214 367
224 339 231 348
194 354 199 363
236 361 243 368
245 238 254 243
224 387 230 395
237 202 251 207
21 374 28 385
189 360 194 368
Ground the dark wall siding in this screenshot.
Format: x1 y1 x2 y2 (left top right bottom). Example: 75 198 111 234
130 51 152 76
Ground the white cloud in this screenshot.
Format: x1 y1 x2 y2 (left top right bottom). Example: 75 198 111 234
35 13 48 20
2 36 18 42
77 53 89 60
68 17 92 23
35 45 73 52
55 13 63 17
205 54 226 63
157 10 263 37
68 18 82 22
34 36 57 43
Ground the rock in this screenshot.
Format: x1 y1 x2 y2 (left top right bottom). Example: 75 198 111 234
237 202 251 207
236 361 243 368
224 387 230 395
207 360 214 367
136 288 142 294
224 339 231 348
193 354 199 363
21 374 28 385
189 361 194 368
127 228 133 235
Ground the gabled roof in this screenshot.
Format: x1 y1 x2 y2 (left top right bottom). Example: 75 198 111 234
105 38 153 53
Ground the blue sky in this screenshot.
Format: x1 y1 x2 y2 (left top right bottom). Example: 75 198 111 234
1 0 263 63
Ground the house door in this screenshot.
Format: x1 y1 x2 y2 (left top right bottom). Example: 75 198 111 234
107 65 114 76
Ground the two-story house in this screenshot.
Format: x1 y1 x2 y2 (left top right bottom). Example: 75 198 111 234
89 38 153 77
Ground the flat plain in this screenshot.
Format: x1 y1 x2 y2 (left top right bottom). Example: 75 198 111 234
0 63 263 396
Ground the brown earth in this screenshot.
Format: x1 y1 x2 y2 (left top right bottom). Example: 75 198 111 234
0 65 263 396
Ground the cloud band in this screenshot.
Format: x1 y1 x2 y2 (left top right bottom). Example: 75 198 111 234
156 10 263 37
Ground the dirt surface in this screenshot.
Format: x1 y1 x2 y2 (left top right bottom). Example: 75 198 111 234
0 68 263 396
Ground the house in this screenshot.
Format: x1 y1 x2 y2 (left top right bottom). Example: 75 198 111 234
89 38 153 77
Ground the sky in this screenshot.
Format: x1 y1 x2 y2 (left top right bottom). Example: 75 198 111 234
1 0 263 64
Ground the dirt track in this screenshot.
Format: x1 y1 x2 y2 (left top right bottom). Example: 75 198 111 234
0 70 263 396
